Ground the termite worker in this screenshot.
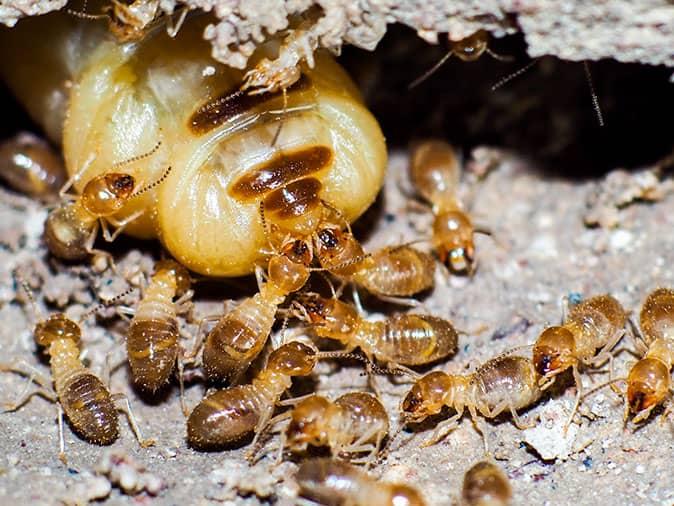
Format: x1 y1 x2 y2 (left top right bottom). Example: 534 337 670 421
125 259 193 393
186 341 318 450
1 278 152 462
296 457 427 506
313 224 436 302
277 392 389 466
409 140 490 274
400 354 548 448
532 294 627 426
294 293 459 370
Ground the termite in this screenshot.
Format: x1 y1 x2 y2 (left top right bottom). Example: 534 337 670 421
2 276 153 462
123 259 194 394
67 0 187 43
296 457 427 506
400 354 548 448
44 142 168 262
278 392 389 466
409 30 511 89
532 294 627 427
186 341 319 450
623 288 674 423
313 224 436 302
293 292 459 370
0 132 65 201
462 461 512 506
0 12 386 277
408 140 491 275
197 226 314 384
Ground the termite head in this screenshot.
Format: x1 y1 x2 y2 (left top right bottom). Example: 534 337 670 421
401 371 453 423
314 225 364 273
387 485 427 506
267 341 317 376
154 259 191 296
81 173 136 216
626 357 670 420
462 461 512 506
34 313 81 350
533 326 576 378
295 293 359 339
285 395 332 449
267 239 312 293
433 210 475 274
452 30 488 62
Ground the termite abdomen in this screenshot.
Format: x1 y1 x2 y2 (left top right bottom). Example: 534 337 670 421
60 372 119 445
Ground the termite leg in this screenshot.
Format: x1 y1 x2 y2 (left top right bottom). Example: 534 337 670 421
102 209 145 242
58 404 68 465
112 393 155 448
188 314 222 360
509 406 535 430
375 295 421 308
420 412 462 448
59 152 95 199
564 366 585 432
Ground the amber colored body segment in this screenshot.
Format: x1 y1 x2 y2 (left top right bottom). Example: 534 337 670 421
461 461 512 506
296 458 427 506
401 355 544 446
0 133 65 200
187 341 317 449
300 294 458 366
532 294 627 379
285 392 389 459
409 140 478 273
625 289 674 422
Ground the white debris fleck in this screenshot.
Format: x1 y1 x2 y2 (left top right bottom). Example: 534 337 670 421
62 476 112 505
95 449 164 496
609 230 634 251
635 464 646 474
523 399 579 460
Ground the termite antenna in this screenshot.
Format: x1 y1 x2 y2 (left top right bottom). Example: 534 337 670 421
78 287 136 323
271 88 288 147
485 48 515 62
12 269 42 321
67 0 107 21
583 61 605 127
491 58 540 91
580 377 627 400
131 166 172 198
408 50 454 90
111 140 162 170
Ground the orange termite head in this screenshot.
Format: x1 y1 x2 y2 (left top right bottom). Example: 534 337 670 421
452 30 489 62
285 395 332 449
80 172 136 216
154 259 191 296
433 210 475 274
532 326 577 378
313 225 364 272
34 313 81 350
296 293 359 338
266 341 317 376
281 238 313 266
626 357 670 420
401 371 452 423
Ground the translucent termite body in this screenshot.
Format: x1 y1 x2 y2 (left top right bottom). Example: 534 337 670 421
127 259 193 392
532 294 627 423
296 457 427 506
625 288 674 423
409 140 480 274
0 132 65 200
44 171 136 260
187 341 317 449
296 293 458 367
2 285 152 460
201 239 312 384
401 355 545 446
462 461 512 506
314 225 436 297
282 392 389 463
0 13 386 277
